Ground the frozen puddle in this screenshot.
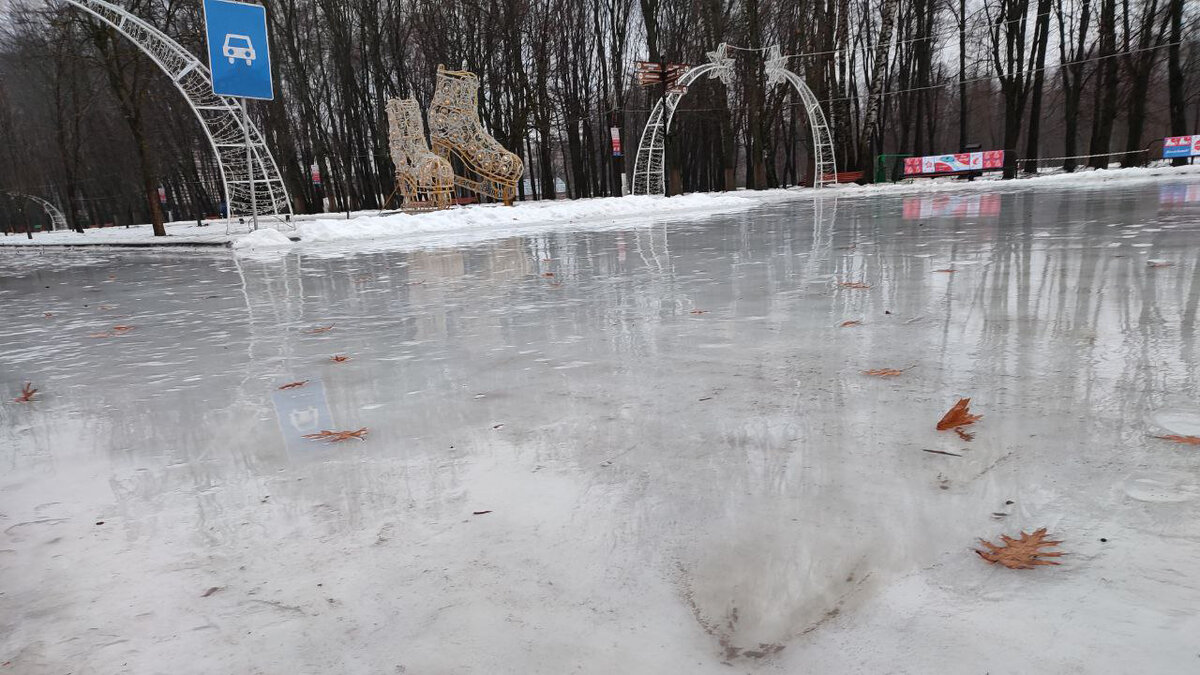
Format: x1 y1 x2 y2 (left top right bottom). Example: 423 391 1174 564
3 180 1200 673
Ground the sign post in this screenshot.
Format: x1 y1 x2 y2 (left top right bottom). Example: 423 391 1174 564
203 0 273 231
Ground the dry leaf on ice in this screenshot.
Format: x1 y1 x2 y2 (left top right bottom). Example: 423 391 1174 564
278 381 309 390
937 398 981 430
303 325 335 335
1154 435 1200 446
303 428 368 443
14 383 37 403
331 355 351 363
840 320 862 327
862 368 904 378
839 281 871 289
937 398 982 441
976 528 1064 569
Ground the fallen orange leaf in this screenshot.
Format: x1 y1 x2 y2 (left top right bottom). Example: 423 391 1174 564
542 272 555 278
303 428 368 443
840 320 862 327
1154 435 1200 445
839 281 871 289
976 528 1064 569
112 325 134 333
331 355 351 363
14 382 37 403
862 368 904 378
278 381 309 390
937 398 982 432
304 325 334 334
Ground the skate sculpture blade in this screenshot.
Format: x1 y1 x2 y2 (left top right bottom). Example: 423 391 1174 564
430 66 524 206
386 98 455 210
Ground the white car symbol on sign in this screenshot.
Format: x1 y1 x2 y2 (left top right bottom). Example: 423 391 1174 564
222 34 256 66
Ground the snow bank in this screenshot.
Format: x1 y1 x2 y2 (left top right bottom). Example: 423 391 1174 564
293 192 765 248
231 227 295 250
827 162 1200 199
4 163 1199 253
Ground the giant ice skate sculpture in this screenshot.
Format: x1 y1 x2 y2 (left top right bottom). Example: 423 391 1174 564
429 66 523 205
386 98 454 210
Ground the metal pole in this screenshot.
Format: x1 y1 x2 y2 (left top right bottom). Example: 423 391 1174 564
242 98 258 231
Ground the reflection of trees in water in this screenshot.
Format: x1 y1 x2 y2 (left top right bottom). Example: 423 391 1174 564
17 186 1200 660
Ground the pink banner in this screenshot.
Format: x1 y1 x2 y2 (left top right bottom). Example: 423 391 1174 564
904 151 1005 176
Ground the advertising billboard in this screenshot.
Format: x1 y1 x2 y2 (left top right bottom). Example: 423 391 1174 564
904 151 1005 176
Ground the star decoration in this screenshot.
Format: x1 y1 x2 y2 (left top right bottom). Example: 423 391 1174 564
706 43 734 86
765 45 789 87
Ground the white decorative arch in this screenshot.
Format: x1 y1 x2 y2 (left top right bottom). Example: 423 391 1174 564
631 44 734 196
631 43 838 195
765 46 838 188
5 192 68 231
64 0 292 222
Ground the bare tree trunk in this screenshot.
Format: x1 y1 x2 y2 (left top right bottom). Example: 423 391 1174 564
1023 0 1053 173
990 0 1034 179
1057 0 1092 172
958 0 967 150
859 0 899 179
1088 0 1118 169
1167 0 1186 165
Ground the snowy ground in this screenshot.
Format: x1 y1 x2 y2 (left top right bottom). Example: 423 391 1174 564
0 191 790 251
2 176 1200 673
2 163 1198 253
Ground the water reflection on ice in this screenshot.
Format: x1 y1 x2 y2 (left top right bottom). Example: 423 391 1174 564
2 181 1200 672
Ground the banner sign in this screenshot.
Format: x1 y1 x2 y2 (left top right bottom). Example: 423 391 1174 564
310 164 322 185
904 151 1005 176
1163 136 1200 159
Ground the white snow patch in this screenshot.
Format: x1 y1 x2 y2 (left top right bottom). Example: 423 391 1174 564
231 228 295 250
291 192 767 251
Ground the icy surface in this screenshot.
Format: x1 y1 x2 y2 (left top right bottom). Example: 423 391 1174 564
2 179 1200 673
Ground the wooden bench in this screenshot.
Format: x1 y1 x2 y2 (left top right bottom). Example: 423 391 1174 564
821 170 864 184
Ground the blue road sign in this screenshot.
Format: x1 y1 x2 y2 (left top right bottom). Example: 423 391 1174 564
203 0 273 100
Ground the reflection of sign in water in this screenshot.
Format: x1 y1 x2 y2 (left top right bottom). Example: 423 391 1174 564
904 151 1005 176
903 194 1002 220
272 378 335 453
1160 184 1200 206
1163 136 1200 159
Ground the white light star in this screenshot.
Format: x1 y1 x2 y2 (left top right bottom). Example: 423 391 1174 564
705 43 735 86
765 45 788 87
